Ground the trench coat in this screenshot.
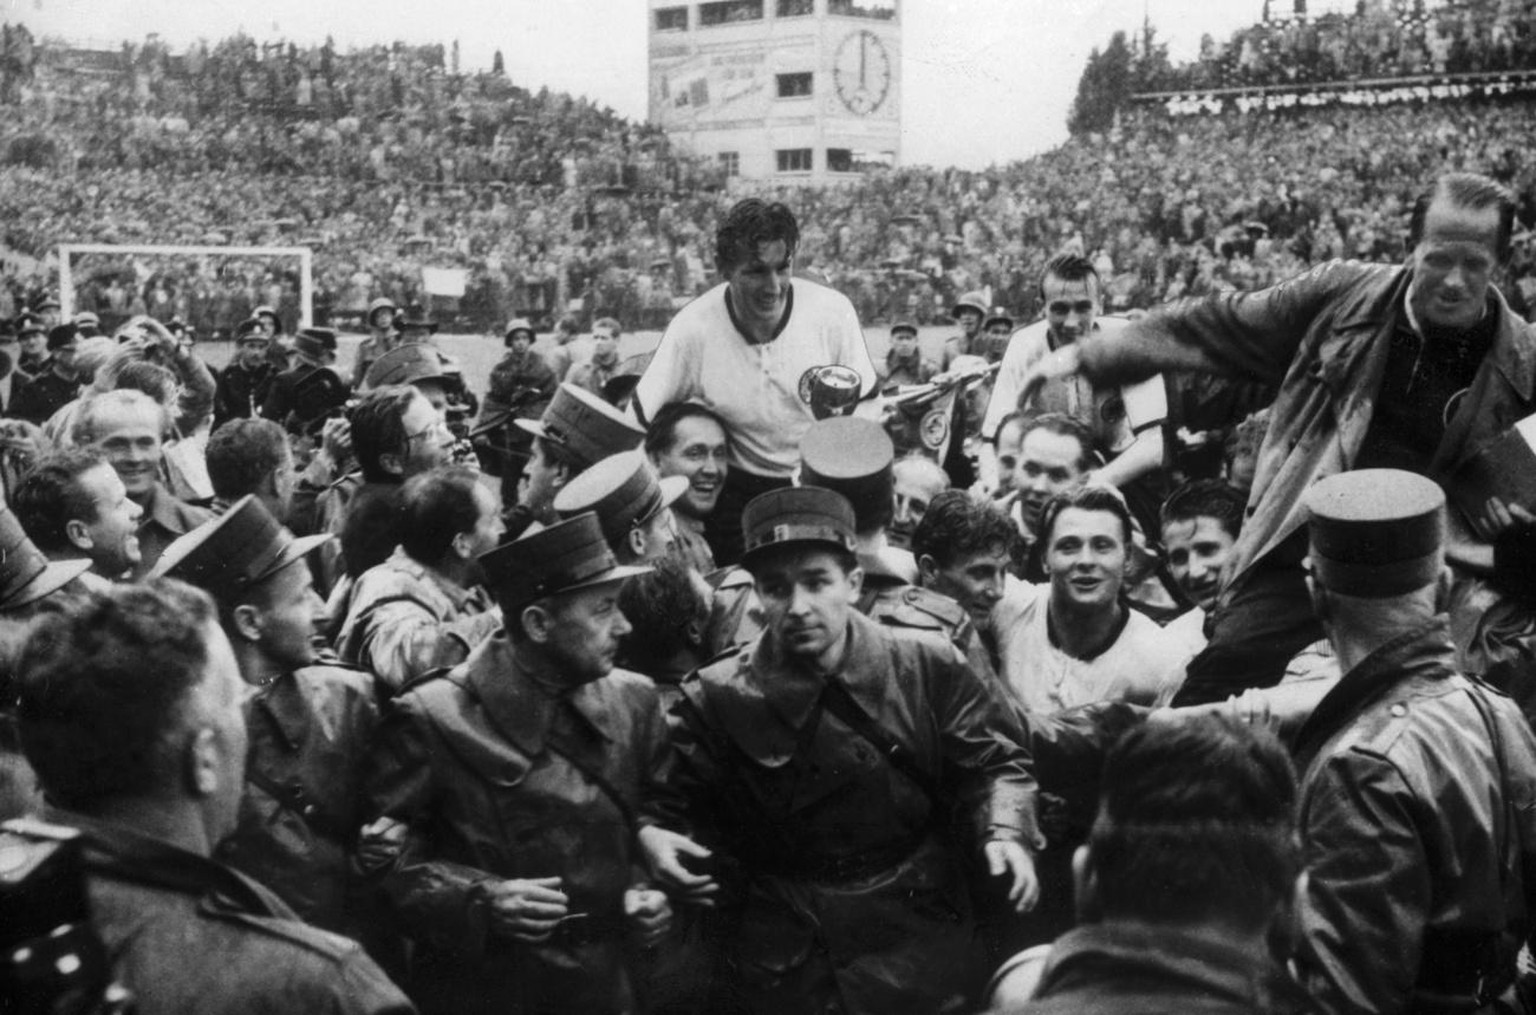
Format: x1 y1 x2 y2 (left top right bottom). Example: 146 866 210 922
363 633 672 1015
1291 619 1536 1014
657 610 1040 1015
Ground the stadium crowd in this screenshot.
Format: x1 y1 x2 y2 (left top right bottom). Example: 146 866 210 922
7 4 1536 1011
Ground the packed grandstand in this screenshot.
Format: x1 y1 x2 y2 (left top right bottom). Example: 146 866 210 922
3 0 1536 338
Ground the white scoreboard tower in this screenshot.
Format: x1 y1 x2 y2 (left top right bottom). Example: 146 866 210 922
648 0 901 183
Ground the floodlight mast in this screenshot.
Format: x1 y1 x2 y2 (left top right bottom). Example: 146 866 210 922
57 243 315 329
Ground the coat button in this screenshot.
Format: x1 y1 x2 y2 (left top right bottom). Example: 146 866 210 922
1390 704 1407 718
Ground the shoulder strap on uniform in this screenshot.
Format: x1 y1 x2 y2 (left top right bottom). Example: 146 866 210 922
818 676 942 806
541 735 639 836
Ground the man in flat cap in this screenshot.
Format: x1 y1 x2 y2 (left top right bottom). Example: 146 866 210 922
151 496 387 950
508 381 646 539
879 319 937 390
337 466 503 694
1291 469 1536 1014
553 450 684 566
646 486 1043 1015
364 513 693 1014
263 326 343 429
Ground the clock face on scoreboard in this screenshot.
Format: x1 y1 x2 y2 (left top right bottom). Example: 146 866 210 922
833 29 891 116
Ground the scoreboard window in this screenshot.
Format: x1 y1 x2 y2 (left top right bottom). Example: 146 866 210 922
700 0 765 26
827 148 853 172
776 148 813 172
829 0 896 19
776 0 815 15
655 6 689 30
718 151 741 177
777 72 813 97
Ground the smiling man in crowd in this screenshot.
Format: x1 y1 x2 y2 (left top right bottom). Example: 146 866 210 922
13 447 143 581
644 400 730 574
633 198 876 565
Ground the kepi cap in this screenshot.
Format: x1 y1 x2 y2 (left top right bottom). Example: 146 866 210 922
553 450 687 548
235 317 269 343
15 314 43 337
364 343 448 390
798 417 894 533
0 508 91 613
293 327 338 361
514 383 644 471
480 511 649 611
149 495 332 603
740 486 857 569
1305 469 1445 598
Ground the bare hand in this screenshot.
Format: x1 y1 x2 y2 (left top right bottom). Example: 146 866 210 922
1017 344 1081 409
984 839 1040 914
483 876 569 943
355 816 409 872
320 415 353 463
624 887 673 947
637 826 719 906
1473 496 1536 541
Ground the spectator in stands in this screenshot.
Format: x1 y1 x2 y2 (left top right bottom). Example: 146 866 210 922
13 579 411 1015
986 717 1306 1014
11 324 81 425
206 418 295 522
644 400 729 575
633 199 876 565
74 388 213 578
12 448 142 581
878 319 937 389
214 317 278 430
336 466 501 694
566 316 622 399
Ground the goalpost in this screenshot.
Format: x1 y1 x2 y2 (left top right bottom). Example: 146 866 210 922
57 243 315 331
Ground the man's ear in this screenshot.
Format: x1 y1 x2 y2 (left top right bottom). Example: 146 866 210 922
916 553 939 587
229 603 264 645
521 602 554 645
451 530 475 562
1072 843 1102 925
378 451 405 478
185 727 222 799
625 526 646 560
845 565 864 602
64 518 94 553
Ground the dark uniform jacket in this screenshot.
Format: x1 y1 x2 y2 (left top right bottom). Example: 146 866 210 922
9 368 72 425
857 551 1001 689
53 810 412 1015
216 663 383 938
659 611 1041 1015
1291 619 1536 1014
364 634 673 1015
132 481 214 579
214 360 278 429
1004 923 1316 1015
878 349 938 390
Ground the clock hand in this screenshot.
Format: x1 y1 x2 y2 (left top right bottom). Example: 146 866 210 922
859 35 867 86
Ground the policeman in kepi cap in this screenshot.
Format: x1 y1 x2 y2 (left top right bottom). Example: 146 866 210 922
363 512 702 1015
553 450 687 565
150 495 385 946
1289 469 1536 1015
646 485 1044 1015
799 416 999 684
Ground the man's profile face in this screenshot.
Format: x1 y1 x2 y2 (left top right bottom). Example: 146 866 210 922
923 542 1010 626
724 239 792 334
753 547 861 665
397 393 453 478
537 582 633 685
91 400 164 500
519 438 564 517
253 561 326 673
1042 272 1100 346
956 308 982 338
1162 515 1236 613
1045 506 1127 614
651 415 728 518
77 462 143 575
1408 196 1502 332
1016 428 1088 532
995 418 1025 497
